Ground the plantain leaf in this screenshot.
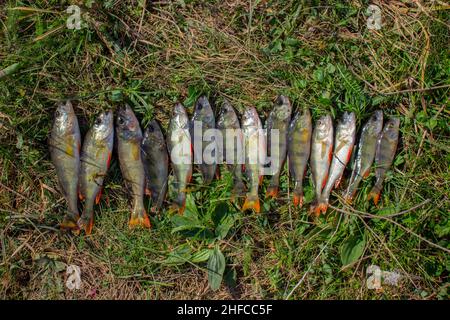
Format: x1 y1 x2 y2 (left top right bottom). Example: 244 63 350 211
340 234 366 266
191 248 212 263
207 247 226 291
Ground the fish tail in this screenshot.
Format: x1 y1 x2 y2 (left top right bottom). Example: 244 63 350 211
367 183 382 205
60 211 80 231
77 209 94 235
231 179 246 199
344 176 362 204
173 192 187 215
293 193 303 207
129 207 151 229
242 195 260 213
292 182 304 207
317 199 329 214
266 185 279 199
309 203 322 217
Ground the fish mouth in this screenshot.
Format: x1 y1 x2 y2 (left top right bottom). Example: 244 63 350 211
173 103 186 116
342 111 355 123
275 95 289 106
196 96 210 111
372 110 383 122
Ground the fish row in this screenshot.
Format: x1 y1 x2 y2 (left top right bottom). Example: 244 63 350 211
50 96 399 234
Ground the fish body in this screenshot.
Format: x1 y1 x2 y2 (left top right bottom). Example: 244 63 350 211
287 108 312 207
367 117 400 205
319 112 356 213
78 110 114 234
141 120 169 213
216 99 245 197
344 110 383 203
167 103 193 213
116 105 150 228
191 96 216 184
241 106 265 213
265 95 292 198
49 101 81 230
310 114 333 215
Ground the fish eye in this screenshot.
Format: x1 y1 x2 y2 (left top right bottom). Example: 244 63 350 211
95 117 102 125
118 117 125 125
197 103 203 110
148 125 155 133
55 110 61 118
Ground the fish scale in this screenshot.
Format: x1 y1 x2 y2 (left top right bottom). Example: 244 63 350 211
266 95 292 199
367 117 400 205
78 110 114 234
49 100 81 230
344 110 383 203
318 112 356 213
116 104 151 229
287 108 312 208
310 114 333 216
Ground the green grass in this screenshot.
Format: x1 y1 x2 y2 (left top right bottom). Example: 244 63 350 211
0 0 449 299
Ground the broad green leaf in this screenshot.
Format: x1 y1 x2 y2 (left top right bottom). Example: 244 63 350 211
207 247 226 291
340 234 366 266
162 244 192 266
191 249 212 263
215 214 235 240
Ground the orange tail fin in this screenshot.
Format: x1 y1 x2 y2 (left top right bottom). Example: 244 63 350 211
129 211 151 229
367 186 382 205
293 194 303 207
266 186 279 199
60 213 80 231
78 214 94 235
309 203 322 217
242 196 260 213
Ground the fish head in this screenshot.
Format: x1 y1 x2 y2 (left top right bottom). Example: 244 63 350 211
116 104 141 140
193 96 214 125
218 99 239 128
314 114 332 140
242 107 259 128
53 100 77 135
93 110 114 141
384 117 400 141
291 108 311 131
272 95 292 121
367 110 384 136
336 111 356 139
172 103 189 129
143 120 165 146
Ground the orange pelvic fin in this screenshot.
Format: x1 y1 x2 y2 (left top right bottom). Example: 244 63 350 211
346 146 353 163
322 173 328 189
95 188 103 205
145 187 152 196
78 191 85 201
259 175 264 186
242 196 260 213
106 152 112 168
